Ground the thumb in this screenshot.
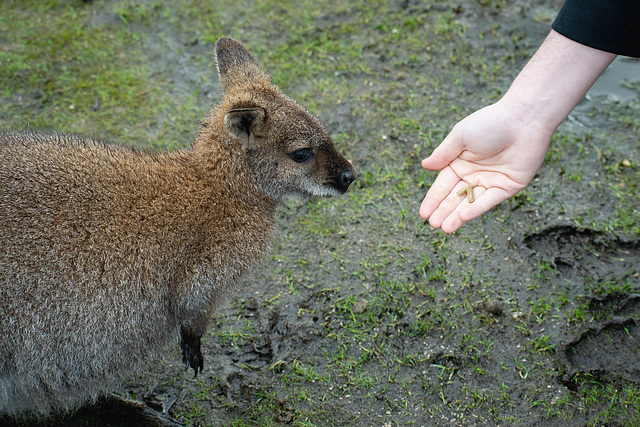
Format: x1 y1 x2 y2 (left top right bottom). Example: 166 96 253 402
421 132 463 171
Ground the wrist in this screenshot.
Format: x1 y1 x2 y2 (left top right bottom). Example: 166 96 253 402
497 93 560 139
499 30 616 135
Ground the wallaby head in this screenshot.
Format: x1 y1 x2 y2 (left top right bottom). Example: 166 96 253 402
196 37 356 201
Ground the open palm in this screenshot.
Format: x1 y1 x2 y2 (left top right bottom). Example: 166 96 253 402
419 102 553 233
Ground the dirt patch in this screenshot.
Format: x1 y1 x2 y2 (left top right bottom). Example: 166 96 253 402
2 0 640 426
563 292 640 379
524 224 640 287
565 318 640 376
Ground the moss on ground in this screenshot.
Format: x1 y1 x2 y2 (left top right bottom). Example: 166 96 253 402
2 0 640 426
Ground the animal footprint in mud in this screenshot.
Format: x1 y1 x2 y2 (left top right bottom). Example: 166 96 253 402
565 318 640 375
564 291 640 379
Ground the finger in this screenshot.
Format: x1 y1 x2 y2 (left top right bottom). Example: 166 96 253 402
426 181 474 229
458 187 512 222
439 212 465 234
440 187 508 233
429 204 456 230
419 167 463 220
421 131 464 171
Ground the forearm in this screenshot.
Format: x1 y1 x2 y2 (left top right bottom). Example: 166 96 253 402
500 30 616 136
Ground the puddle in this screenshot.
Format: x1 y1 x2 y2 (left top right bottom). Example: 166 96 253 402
575 56 640 111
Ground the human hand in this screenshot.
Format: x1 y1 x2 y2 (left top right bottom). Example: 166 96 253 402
419 30 616 233
419 101 553 233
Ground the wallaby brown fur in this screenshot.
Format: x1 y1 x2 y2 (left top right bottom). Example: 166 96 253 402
0 37 355 416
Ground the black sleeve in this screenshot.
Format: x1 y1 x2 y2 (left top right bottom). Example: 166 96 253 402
552 0 640 57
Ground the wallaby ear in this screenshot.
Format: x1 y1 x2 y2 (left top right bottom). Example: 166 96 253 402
215 37 270 92
224 108 266 146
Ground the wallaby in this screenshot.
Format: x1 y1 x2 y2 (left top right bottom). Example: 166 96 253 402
0 37 355 417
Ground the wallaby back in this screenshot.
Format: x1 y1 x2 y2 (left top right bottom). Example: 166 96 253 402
0 37 355 417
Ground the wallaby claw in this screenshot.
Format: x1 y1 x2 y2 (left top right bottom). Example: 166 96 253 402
180 329 204 377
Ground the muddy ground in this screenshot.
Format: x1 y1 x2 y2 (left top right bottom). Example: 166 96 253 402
2 0 640 426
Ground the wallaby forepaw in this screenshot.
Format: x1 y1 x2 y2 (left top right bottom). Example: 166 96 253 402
180 329 204 377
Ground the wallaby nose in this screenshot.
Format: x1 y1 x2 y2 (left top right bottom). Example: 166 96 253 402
340 169 355 191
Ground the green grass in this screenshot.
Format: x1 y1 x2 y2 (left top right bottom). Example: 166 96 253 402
2 2 151 138
3 0 640 426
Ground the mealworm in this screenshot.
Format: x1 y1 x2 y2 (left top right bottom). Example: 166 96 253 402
456 183 475 203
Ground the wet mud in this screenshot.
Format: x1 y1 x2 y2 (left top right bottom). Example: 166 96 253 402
524 225 640 287
2 0 640 426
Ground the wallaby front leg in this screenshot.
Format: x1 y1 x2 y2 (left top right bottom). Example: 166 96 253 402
180 327 204 377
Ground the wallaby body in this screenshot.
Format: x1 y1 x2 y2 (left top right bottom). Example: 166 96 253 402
0 38 355 416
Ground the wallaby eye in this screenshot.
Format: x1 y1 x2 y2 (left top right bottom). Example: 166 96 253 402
290 149 314 163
